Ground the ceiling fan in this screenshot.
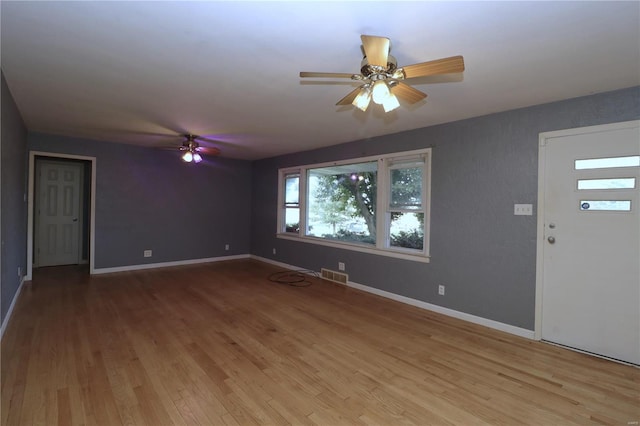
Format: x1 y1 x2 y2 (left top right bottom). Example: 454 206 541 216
177 134 220 163
300 35 465 112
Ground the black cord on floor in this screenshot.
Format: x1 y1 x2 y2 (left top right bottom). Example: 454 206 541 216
268 270 319 287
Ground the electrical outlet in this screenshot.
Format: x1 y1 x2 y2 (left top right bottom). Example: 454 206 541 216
438 285 445 296
338 262 345 271
143 250 152 258
225 244 230 251
272 248 276 255
17 267 21 278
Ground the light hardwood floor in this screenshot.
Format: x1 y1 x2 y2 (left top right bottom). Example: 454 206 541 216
1 260 638 425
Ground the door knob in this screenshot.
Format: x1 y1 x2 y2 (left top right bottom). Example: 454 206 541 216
547 236 555 244
72 218 78 222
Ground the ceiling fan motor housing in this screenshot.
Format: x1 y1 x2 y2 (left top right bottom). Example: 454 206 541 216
360 54 398 78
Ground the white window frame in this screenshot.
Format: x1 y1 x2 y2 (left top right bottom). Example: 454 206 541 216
279 171 302 234
381 154 430 256
277 148 431 263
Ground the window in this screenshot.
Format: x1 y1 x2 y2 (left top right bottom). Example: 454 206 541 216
306 161 377 245
283 172 300 233
387 157 426 251
277 149 431 262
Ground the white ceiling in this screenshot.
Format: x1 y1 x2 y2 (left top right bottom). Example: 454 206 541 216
2 1 639 160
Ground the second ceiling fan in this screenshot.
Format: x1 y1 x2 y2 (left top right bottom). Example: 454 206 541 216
300 35 465 112
177 134 220 163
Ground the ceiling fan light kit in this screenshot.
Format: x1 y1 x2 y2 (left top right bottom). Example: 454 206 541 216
182 151 202 163
300 35 464 113
382 90 400 112
178 134 219 163
352 85 372 111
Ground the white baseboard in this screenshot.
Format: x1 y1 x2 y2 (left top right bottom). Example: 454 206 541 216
346 280 535 339
251 255 534 340
1 275 26 341
92 254 251 275
250 255 316 273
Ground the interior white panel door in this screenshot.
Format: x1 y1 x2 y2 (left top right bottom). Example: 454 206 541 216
541 122 639 365
35 160 82 267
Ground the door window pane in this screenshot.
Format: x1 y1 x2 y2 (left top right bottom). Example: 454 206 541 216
580 200 632 211
577 178 636 190
575 155 640 170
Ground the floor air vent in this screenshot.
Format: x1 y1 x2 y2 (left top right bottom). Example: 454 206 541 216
321 268 348 285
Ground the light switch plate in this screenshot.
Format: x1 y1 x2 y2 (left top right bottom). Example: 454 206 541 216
514 204 533 215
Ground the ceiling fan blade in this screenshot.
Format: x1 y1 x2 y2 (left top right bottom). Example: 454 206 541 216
196 146 221 156
336 87 362 106
361 35 390 67
391 82 427 104
300 72 354 79
402 55 465 79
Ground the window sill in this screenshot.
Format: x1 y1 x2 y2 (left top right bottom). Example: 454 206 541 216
276 233 431 263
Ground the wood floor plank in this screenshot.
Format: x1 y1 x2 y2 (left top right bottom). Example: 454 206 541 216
2 260 639 425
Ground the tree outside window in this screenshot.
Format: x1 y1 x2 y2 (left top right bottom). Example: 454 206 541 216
307 162 377 245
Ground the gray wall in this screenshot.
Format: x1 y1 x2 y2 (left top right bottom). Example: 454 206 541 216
251 86 640 331
1 71 28 324
29 133 252 269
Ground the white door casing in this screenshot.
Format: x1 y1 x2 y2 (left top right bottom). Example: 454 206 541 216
27 152 96 280
35 160 83 267
536 120 640 365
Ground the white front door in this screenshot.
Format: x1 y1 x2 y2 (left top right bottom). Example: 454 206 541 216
538 121 639 365
35 160 83 267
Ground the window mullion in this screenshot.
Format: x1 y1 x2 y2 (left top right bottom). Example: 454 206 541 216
299 168 307 237
422 152 431 256
277 170 285 233
377 158 388 250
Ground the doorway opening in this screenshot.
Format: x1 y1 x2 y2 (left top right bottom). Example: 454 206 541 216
27 152 96 279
